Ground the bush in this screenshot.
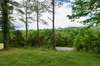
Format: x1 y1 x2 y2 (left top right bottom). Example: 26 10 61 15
9 30 25 47
28 29 53 48
74 28 100 53
55 28 78 47
7 27 100 53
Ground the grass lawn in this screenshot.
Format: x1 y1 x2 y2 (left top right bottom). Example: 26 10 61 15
0 48 100 66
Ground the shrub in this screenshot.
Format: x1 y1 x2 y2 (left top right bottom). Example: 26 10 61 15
74 28 100 53
6 27 100 53
9 30 25 47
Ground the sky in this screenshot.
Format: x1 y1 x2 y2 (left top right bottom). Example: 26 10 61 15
14 0 84 30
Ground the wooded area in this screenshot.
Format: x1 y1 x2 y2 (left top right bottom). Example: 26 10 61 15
0 0 100 66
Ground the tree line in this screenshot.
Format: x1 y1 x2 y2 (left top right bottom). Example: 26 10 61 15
0 0 57 49
0 0 100 51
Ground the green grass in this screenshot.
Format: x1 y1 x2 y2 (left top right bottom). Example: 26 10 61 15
0 48 100 66
0 43 3 49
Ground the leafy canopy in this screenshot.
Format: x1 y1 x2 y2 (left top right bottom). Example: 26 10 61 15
68 0 100 26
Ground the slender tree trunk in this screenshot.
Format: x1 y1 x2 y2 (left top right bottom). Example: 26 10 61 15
52 0 56 49
1 0 9 49
25 1 28 45
37 0 40 46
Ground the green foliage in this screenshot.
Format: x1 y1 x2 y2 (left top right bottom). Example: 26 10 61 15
9 30 25 47
1 27 99 53
68 0 100 26
56 28 78 47
74 28 100 53
27 30 53 48
8 28 78 48
67 0 100 53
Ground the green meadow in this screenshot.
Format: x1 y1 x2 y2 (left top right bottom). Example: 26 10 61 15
0 48 100 66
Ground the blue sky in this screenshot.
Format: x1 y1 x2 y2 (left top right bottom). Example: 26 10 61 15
57 0 71 2
14 0 83 30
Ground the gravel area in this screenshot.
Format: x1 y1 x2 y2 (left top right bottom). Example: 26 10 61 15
56 47 76 51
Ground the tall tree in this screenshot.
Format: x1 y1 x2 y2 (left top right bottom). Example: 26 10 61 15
32 0 51 46
0 0 21 49
24 0 30 45
36 0 40 46
52 0 56 49
1 0 10 49
16 0 49 46
16 0 33 45
25 0 28 45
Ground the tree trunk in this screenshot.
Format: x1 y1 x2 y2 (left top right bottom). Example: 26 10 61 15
37 0 40 46
25 1 28 45
52 0 56 49
1 0 9 49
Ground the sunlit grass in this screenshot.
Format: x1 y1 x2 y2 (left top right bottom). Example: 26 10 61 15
0 48 100 66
